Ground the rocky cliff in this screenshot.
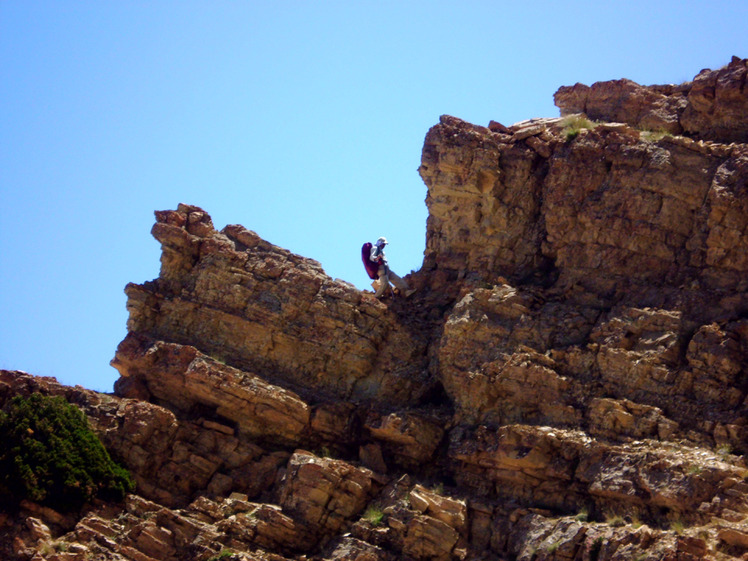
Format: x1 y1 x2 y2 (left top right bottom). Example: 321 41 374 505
2 58 748 561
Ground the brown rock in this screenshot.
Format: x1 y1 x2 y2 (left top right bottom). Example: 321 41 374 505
588 398 678 441
488 120 510 134
279 451 375 536
323 536 391 561
121 204 436 408
24 517 51 544
5 59 748 561
554 78 686 134
718 522 748 549
682 56 748 143
402 513 459 560
364 411 445 467
112 334 311 446
555 57 748 143
408 485 467 536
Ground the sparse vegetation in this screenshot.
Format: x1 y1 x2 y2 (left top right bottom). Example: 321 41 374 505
640 129 672 142
687 464 703 475
605 514 625 527
717 443 733 460
590 536 604 561
207 550 235 561
547 540 561 553
561 114 596 141
0 393 134 512
575 506 589 522
671 519 685 535
363 505 385 526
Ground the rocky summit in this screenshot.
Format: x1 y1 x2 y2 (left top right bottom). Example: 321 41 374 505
2 58 748 561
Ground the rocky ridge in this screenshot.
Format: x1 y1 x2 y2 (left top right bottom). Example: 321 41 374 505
2 58 748 561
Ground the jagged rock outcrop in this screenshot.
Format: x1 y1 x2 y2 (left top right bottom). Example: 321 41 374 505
117 207 437 407
3 58 748 561
420 113 748 304
555 55 748 143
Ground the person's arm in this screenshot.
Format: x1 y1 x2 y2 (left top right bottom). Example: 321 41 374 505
370 246 381 262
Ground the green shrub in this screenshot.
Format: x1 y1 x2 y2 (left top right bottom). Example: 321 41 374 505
207 550 235 561
717 443 733 460
363 505 385 526
605 514 625 527
561 114 596 141
0 393 134 512
640 129 672 142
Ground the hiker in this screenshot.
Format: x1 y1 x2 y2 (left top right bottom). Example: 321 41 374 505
369 237 415 298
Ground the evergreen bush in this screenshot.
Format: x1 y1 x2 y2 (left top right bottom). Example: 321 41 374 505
0 393 134 512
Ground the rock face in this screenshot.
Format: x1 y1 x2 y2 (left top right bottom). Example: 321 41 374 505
554 55 748 143
2 59 748 561
118 210 435 407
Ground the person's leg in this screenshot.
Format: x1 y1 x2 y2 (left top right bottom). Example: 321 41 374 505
388 270 412 294
374 268 389 298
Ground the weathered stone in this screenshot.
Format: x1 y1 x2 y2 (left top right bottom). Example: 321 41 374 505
402 513 459 560
364 411 445 467
322 536 391 561
555 57 748 143
718 521 748 549
408 485 468 536
279 451 375 536
4 58 748 561
681 56 748 143
121 204 436 408
587 398 678 441
112 334 311 445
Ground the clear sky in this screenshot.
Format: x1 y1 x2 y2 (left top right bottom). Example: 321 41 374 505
1 1 746 393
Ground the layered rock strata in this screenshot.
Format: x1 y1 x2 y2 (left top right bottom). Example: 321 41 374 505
117 207 436 408
2 59 748 561
554 55 748 143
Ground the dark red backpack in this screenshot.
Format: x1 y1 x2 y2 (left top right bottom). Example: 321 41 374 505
361 242 379 279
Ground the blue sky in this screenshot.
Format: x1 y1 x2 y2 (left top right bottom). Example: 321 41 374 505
1 1 746 393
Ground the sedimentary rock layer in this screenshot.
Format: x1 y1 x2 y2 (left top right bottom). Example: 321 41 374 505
3 58 748 561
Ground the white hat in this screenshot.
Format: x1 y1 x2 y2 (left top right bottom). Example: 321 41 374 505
376 237 388 246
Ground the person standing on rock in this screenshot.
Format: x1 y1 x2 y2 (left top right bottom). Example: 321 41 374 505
370 237 416 299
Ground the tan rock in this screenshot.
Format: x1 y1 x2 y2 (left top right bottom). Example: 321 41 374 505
365 411 444 467
121 204 435 408
687 322 746 407
554 78 686 134
421 106 748 303
24 517 51 544
124 519 175 560
403 513 459 560
438 290 583 425
682 56 748 143
323 536 390 561
113 334 310 446
279 451 375 535
718 521 748 549
408 485 468 536
588 398 678 441
5 58 748 561
555 57 748 143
